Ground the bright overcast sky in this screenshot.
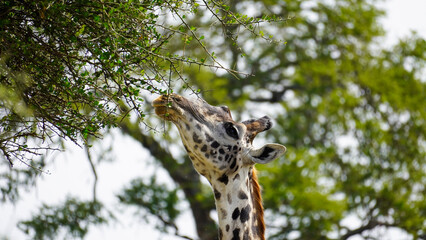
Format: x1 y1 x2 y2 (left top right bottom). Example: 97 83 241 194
381 0 426 45
1 1 425 240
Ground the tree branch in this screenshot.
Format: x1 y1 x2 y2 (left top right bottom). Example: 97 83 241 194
156 214 195 240
249 84 304 103
118 118 217 240
341 219 395 240
84 141 98 203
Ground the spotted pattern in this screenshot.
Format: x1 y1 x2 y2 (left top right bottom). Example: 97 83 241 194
180 121 263 240
232 208 240 220
240 205 251 223
152 94 281 240
214 189 221 200
232 228 240 240
238 191 248 200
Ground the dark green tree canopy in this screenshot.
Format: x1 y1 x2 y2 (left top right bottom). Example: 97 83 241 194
0 0 425 240
1 0 282 166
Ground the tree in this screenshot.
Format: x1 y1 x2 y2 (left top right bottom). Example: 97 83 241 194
181 1 425 239
1 0 425 240
1 0 282 239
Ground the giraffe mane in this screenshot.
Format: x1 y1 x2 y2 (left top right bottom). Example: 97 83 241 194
251 168 266 240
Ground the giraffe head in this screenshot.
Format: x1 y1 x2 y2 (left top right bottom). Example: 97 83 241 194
152 94 286 180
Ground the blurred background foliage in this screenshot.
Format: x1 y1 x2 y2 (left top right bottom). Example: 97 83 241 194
18 198 108 240
1 0 425 239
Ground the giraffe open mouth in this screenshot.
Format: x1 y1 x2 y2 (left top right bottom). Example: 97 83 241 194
152 95 182 121
153 94 212 125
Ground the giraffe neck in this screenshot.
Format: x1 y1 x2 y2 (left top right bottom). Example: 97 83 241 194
212 167 265 240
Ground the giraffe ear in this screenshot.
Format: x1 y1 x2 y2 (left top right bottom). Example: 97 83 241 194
248 143 286 164
242 116 273 143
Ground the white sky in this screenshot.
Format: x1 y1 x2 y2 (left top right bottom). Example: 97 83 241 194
381 0 426 45
1 0 425 239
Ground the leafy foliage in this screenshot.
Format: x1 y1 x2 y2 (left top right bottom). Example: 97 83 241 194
18 197 108 240
117 176 180 233
0 158 45 202
0 0 283 167
1 0 425 240
0 0 283 209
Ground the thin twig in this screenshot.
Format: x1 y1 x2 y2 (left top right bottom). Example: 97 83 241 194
84 140 98 203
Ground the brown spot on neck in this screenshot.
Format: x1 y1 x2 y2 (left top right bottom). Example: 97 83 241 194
251 168 265 240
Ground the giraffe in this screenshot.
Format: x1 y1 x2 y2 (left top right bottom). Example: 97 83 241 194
152 93 286 240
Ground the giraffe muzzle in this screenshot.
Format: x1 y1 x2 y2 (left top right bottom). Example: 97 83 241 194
152 95 184 121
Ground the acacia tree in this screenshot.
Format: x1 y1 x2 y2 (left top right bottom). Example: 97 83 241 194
1 0 425 240
1 0 266 166
1 0 283 239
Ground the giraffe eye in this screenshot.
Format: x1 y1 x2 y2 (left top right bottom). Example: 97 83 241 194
224 122 239 139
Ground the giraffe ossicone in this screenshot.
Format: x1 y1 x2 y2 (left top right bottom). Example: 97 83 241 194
153 93 286 240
